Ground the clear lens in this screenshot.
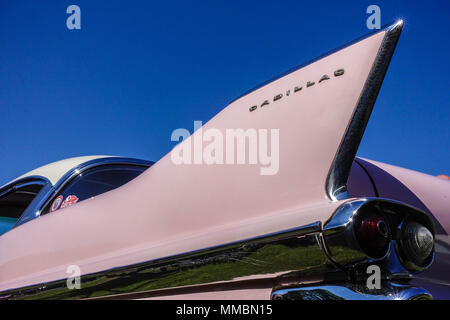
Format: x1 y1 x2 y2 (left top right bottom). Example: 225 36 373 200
402 221 434 265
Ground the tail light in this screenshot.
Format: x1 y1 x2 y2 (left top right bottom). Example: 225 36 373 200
356 214 390 259
322 199 435 273
399 220 434 271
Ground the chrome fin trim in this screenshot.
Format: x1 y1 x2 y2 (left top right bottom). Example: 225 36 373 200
326 20 403 201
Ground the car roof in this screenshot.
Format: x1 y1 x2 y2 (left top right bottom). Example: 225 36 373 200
4 155 114 187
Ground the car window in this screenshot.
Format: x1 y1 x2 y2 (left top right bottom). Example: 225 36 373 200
43 165 147 215
0 183 45 235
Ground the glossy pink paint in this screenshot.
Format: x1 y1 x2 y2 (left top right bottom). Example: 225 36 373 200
0 29 394 296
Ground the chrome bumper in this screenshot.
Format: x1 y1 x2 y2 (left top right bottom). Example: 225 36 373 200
272 281 433 300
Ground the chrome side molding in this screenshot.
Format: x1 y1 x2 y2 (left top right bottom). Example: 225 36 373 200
1 197 436 300
1 222 335 300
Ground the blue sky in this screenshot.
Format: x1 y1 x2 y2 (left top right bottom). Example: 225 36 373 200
0 0 449 186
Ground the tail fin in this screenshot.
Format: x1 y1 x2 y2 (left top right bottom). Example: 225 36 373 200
165 19 403 211
0 21 404 290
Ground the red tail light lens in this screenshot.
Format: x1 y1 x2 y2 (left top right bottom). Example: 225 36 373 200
357 214 390 259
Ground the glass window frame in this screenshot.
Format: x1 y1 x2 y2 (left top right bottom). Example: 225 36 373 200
41 163 148 215
4 158 152 230
0 177 53 230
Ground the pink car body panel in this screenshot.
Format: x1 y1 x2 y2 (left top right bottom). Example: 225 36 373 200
0 27 386 293
357 158 450 234
1 20 445 300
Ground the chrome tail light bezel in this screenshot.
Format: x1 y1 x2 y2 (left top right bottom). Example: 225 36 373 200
321 198 435 274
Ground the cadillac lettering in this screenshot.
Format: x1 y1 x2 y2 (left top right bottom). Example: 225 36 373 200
249 69 344 112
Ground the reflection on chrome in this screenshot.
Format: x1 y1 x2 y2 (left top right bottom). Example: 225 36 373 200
272 281 432 300
322 198 435 274
2 223 336 300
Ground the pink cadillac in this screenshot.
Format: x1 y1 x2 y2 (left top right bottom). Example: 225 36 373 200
0 20 449 300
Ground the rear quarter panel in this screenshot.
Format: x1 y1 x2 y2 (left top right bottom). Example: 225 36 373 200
356 158 450 299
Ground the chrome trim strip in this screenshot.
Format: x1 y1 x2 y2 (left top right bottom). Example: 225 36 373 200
1 222 336 300
271 281 433 300
1 197 436 300
0 176 52 197
326 20 403 201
